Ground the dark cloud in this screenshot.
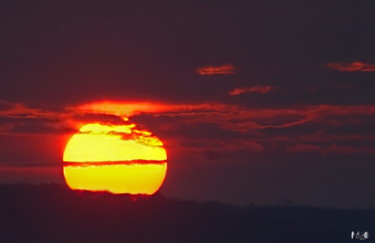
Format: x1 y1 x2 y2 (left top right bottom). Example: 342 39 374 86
8 122 73 134
71 113 125 124
287 144 321 153
0 116 72 134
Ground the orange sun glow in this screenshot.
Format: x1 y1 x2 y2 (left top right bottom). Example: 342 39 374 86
62 121 167 195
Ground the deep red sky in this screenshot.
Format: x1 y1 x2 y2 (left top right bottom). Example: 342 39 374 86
0 0 374 208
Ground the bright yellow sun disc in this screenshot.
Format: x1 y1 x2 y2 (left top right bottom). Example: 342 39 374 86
62 122 167 195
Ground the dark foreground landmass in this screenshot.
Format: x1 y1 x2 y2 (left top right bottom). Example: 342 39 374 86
0 184 373 243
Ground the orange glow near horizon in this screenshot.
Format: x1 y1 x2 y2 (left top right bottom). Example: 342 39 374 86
63 122 167 195
76 101 167 117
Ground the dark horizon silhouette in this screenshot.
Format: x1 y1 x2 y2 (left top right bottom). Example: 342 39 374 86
0 183 373 243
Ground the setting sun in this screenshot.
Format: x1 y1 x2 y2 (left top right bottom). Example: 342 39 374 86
63 121 167 195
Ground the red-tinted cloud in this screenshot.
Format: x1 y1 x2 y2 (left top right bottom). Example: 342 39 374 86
229 86 274 95
196 64 236 75
81 101 374 132
0 103 60 119
1 100 375 165
325 62 375 72
4 101 375 136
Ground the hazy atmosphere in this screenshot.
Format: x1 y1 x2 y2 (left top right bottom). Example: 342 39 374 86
1 0 375 209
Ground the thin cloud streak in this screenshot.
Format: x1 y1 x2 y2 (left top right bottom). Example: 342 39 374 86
196 64 236 75
229 86 274 95
325 62 375 72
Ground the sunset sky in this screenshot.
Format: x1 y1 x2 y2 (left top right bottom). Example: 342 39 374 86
1 0 374 208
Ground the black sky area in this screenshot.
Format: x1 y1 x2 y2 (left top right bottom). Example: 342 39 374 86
1 0 374 105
